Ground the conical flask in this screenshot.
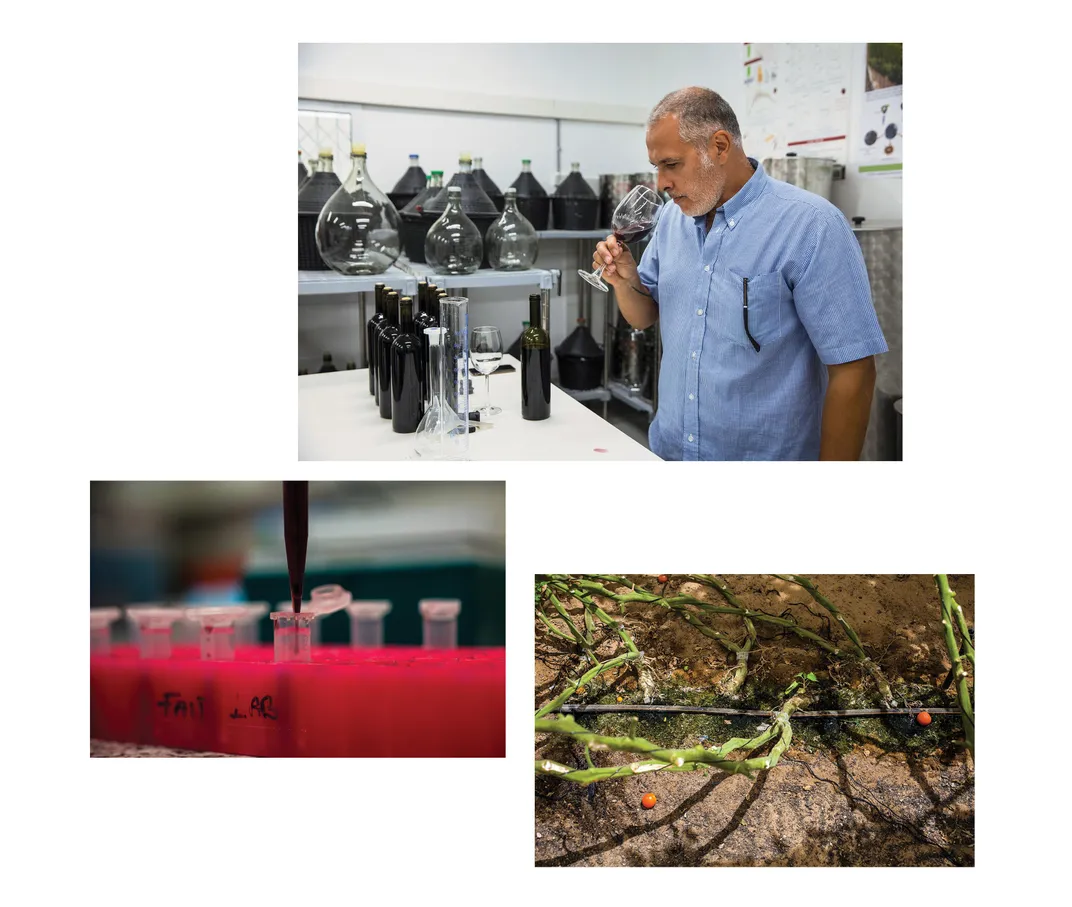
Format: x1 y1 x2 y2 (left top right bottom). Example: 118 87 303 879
415 326 467 459
315 143 402 275
425 186 482 275
486 188 539 270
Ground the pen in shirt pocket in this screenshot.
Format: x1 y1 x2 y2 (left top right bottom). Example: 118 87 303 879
743 276 761 353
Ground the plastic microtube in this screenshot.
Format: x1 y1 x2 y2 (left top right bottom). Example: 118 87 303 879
271 611 317 663
186 606 250 661
347 600 392 648
90 608 122 655
419 599 462 649
235 602 269 645
124 606 186 659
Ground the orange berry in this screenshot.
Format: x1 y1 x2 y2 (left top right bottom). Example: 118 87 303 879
916 711 932 726
658 575 669 583
616 696 623 703
576 686 585 694
641 793 657 809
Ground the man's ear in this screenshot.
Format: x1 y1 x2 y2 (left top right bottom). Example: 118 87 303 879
708 130 732 164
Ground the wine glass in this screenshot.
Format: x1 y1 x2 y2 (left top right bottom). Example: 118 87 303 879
470 326 504 417
579 184 663 292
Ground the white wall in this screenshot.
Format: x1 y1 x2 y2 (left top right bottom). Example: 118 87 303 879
298 43 899 370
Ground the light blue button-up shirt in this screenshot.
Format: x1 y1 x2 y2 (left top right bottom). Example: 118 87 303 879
636 158 888 460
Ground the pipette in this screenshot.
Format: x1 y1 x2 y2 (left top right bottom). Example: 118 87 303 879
347 600 392 647
124 605 186 659
90 608 122 655
282 481 309 613
419 599 462 649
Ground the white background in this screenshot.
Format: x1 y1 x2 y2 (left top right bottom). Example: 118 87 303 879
4 0 1060 904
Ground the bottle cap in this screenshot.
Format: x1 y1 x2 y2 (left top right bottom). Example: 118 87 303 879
459 153 472 163
409 154 419 160
522 158 531 164
351 142 367 155
318 147 333 159
447 186 461 194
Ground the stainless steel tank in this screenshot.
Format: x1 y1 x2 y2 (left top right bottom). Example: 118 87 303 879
600 172 658 228
852 219 902 461
762 154 836 200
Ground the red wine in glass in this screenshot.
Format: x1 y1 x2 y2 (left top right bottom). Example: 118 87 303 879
579 185 662 292
613 223 653 244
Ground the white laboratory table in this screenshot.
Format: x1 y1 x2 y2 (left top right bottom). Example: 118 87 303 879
299 355 659 461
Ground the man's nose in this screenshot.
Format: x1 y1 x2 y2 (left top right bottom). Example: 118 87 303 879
658 176 673 194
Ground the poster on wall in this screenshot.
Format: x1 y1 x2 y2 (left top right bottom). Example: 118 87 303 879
858 43 903 177
740 43 853 164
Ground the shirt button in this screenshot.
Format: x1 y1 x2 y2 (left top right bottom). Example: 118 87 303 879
696 308 703 315
688 434 694 442
691 352 696 359
729 219 735 226
704 265 710 272
689 393 694 400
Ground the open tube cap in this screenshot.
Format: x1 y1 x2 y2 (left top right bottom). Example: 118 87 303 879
90 608 122 628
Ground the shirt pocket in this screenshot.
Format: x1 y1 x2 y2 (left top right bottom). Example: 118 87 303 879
711 267 788 350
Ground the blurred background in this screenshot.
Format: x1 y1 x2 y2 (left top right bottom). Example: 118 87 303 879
90 481 505 646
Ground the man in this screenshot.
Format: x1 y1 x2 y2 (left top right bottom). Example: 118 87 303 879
594 87 887 460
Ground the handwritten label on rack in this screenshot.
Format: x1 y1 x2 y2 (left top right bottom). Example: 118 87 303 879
229 695 279 721
156 692 205 720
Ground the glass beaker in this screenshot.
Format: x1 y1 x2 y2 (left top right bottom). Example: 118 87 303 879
439 297 471 456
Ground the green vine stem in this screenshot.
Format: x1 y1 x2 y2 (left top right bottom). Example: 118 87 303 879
935 574 974 757
935 574 974 668
772 574 894 704
535 650 643 720
535 692 811 784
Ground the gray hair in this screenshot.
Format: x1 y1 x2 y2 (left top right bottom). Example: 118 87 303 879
647 87 742 154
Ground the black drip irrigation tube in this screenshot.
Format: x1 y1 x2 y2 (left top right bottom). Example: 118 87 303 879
557 704 964 718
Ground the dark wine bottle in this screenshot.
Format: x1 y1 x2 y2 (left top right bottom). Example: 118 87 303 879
378 291 401 419
391 296 424 433
521 293 551 420
413 283 436 406
367 283 387 397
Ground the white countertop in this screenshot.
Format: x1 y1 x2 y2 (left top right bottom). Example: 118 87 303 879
299 355 659 461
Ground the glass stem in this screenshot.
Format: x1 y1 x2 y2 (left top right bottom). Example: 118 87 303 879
485 374 491 412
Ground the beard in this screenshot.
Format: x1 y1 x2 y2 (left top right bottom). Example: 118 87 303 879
677 154 725 218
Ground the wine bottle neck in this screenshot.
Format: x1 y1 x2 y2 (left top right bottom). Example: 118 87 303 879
400 297 414 333
529 296 541 325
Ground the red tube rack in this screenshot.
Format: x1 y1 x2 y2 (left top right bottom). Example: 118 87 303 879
90 644 505 757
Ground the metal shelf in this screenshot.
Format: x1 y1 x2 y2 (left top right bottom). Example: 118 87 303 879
557 385 611 403
537 230 609 240
298 268 417 298
607 380 655 415
405 262 559 291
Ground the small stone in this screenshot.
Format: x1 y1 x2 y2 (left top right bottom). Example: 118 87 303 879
536 832 542 838
724 719 732 725
803 784 813 791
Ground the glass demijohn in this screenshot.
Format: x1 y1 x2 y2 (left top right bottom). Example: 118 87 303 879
425 187 483 275
485 188 539 270
315 143 402 275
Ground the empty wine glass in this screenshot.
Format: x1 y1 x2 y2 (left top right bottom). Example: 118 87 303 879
579 184 663 292
470 326 503 417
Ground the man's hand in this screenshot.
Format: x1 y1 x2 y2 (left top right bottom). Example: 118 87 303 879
591 235 638 289
819 357 877 460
